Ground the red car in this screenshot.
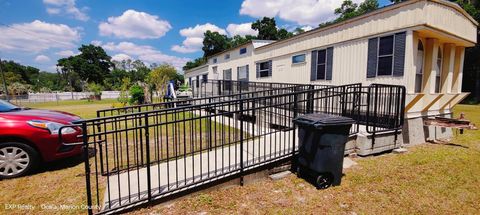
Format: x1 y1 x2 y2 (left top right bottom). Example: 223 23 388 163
0 100 84 179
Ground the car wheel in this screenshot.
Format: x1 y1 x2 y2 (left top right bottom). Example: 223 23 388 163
0 142 39 179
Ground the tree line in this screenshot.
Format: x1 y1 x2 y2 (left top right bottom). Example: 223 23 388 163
1 44 183 104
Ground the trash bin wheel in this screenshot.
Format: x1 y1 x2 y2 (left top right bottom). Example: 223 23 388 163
315 173 333 189
295 166 303 177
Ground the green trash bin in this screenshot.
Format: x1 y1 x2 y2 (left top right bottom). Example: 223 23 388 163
293 113 355 189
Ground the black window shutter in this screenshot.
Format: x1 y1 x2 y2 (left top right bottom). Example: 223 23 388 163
326 47 334 80
367 38 378 78
393 32 406 76
237 66 239 80
311 50 318 81
256 63 260 78
268 60 272 77
246 65 249 80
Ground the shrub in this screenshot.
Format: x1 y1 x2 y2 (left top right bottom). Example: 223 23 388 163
129 84 145 105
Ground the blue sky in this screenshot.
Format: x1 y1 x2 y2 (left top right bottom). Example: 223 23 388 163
0 0 391 73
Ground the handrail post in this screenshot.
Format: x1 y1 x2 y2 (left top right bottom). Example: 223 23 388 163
81 121 93 215
239 98 244 186
144 113 152 202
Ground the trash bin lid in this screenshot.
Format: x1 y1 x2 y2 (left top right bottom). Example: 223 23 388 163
293 113 355 128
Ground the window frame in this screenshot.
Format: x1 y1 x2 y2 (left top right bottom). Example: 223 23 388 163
212 66 218 74
316 49 327 80
225 53 230 60
212 58 217 63
292 54 306 64
239 47 247 55
258 61 270 78
376 35 395 76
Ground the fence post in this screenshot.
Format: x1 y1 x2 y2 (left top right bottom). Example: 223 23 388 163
292 89 299 158
307 85 314 113
144 112 152 202
81 121 94 215
239 98 244 186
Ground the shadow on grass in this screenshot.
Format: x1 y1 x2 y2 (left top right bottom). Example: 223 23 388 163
438 143 469 149
34 147 96 175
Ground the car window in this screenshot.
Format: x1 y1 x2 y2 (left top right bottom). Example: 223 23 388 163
0 100 19 112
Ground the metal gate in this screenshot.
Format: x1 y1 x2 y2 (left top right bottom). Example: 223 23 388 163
61 82 405 214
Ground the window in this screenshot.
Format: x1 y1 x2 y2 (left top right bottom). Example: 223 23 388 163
435 49 442 93
239 47 247 55
292 54 306 64
311 47 333 81
367 32 406 78
223 69 232 80
415 41 424 93
196 76 199 88
202 74 208 83
225 53 230 59
189 77 192 86
377 35 394 76
212 66 218 74
259 61 270 77
213 58 217 63
238 65 248 80
316 50 327 80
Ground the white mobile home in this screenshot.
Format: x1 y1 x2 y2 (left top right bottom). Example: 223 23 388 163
185 0 477 145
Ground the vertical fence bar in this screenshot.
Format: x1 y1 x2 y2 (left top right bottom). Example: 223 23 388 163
144 113 152 201
81 121 93 215
239 98 244 186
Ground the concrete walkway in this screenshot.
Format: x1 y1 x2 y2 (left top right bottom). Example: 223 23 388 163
101 119 297 211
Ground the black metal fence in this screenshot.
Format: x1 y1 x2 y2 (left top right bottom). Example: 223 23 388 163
96 80 313 117
64 82 405 214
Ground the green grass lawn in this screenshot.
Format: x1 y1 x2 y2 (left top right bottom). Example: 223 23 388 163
0 101 479 214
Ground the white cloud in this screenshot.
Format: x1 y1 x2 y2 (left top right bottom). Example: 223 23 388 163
239 0 361 26
0 20 80 53
99 10 172 39
55 50 76 57
111 53 132 62
35 55 51 63
100 41 190 70
301 25 314 32
90 40 103 46
226 23 258 37
43 0 89 21
171 23 226 53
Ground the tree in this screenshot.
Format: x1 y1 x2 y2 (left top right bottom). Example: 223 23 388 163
57 44 113 85
358 0 379 14
129 84 145 105
147 64 177 100
319 0 379 27
294 27 306 35
277 28 294 40
8 82 31 95
57 57 83 92
252 17 279 40
183 57 207 71
230 35 256 48
202 30 231 57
